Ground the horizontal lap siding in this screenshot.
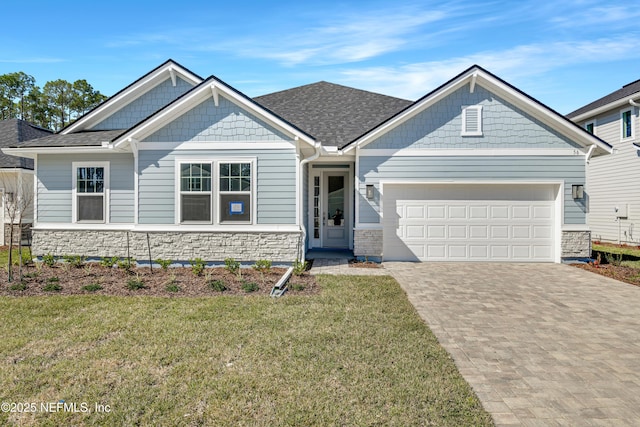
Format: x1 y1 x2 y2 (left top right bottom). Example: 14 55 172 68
138 149 297 225
358 156 585 224
37 154 134 223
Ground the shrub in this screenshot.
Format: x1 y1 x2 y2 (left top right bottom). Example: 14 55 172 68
252 259 272 273
155 258 172 270
241 282 259 293
82 283 103 292
63 255 86 268
189 258 206 276
42 254 57 267
292 259 308 276
9 282 27 291
126 275 145 290
43 282 62 292
47 276 60 283
208 279 228 292
604 252 623 266
100 256 119 268
165 283 181 292
118 258 136 271
224 258 240 275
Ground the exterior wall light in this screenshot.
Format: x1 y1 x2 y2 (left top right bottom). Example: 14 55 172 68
572 184 584 199
366 184 374 200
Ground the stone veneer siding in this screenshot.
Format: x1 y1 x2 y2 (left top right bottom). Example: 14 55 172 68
32 229 302 262
354 229 383 258
355 228 591 260
561 230 591 258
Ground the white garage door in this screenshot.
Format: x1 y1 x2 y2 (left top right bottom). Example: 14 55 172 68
383 184 557 262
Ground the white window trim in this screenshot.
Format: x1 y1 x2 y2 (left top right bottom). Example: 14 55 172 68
177 161 213 224
620 107 635 140
71 161 109 224
174 158 256 226
217 159 255 225
461 105 483 136
585 120 596 135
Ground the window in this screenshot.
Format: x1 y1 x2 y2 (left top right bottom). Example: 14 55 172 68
461 105 483 136
585 121 595 134
180 163 212 222
621 108 634 139
74 163 107 222
219 162 251 223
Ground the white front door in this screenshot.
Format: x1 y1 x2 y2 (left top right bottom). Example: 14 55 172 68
322 172 349 248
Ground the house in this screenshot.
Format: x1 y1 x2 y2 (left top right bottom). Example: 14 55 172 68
567 79 640 244
0 119 52 245
2 60 612 263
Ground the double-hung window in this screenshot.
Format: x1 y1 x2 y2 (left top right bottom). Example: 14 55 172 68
74 162 108 223
180 163 212 222
621 108 634 140
219 162 252 223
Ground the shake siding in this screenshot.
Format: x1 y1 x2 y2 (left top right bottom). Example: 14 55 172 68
37 153 134 223
138 149 297 225
585 108 640 243
358 156 586 224
91 77 194 131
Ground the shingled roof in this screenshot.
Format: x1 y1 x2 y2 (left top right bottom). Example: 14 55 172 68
254 81 412 148
11 129 124 148
0 119 52 168
568 78 640 119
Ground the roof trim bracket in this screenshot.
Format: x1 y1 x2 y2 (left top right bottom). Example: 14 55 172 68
169 67 177 87
211 83 219 107
470 72 478 94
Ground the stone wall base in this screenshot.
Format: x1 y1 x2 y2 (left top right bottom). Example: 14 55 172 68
4 223 32 245
32 229 303 262
561 230 591 258
354 228 383 259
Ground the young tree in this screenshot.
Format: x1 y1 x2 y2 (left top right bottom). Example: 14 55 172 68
1 172 34 282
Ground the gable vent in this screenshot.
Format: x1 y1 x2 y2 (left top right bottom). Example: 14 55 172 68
462 105 483 136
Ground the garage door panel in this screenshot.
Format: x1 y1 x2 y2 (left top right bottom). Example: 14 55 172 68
383 184 556 262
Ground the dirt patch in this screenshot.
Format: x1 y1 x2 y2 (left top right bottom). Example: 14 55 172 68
0 263 318 297
348 259 382 269
573 263 640 288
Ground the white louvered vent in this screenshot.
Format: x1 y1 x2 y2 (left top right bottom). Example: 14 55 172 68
462 105 483 136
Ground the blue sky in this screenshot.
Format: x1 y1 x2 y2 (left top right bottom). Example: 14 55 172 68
2 0 639 114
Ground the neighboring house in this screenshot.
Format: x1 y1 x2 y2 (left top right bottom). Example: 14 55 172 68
3 60 611 263
568 79 640 244
0 119 52 245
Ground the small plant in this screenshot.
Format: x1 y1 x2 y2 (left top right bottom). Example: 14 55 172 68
43 280 62 292
165 283 181 292
604 252 623 267
224 257 240 276
290 283 306 291
126 274 145 290
42 253 57 267
100 256 119 268
241 281 259 293
23 271 38 279
63 254 86 268
82 283 103 292
292 259 308 276
252 259 272 273
118 258 136 272
208 279 228 292
155 258 172 270
9 282 27 291
189 258 206 276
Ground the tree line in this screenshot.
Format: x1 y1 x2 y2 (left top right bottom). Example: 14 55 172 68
0 71 108 131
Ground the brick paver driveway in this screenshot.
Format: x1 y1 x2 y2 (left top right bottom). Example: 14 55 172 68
384 262 640 426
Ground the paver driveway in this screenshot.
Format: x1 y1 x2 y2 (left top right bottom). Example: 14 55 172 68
384 262 640 426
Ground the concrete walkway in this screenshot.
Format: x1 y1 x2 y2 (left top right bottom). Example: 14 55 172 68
309 258 388 275
384 262 640 426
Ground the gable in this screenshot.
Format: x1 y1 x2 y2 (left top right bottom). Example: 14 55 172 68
91 77 194 131
366 84 582 150
142 95 290 143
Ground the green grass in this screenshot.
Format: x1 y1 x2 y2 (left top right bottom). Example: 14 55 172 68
0 247 32 267
0 275 492 426
593 243 640 257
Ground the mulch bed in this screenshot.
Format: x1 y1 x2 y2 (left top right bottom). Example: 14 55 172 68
573 263 640 287
0 263 317 297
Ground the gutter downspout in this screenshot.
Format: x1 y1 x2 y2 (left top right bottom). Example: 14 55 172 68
298 142 321 263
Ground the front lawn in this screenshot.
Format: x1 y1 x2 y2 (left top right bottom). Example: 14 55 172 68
0 275 492 426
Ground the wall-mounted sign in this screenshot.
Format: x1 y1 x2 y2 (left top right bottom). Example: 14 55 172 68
229 201 244 215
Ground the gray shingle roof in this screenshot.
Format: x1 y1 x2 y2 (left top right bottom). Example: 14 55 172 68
9 129 125 148
0 119 52 168
254 81 412 148
568 78 640 119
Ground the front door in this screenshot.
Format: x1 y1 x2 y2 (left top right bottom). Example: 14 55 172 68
322 173 349 248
